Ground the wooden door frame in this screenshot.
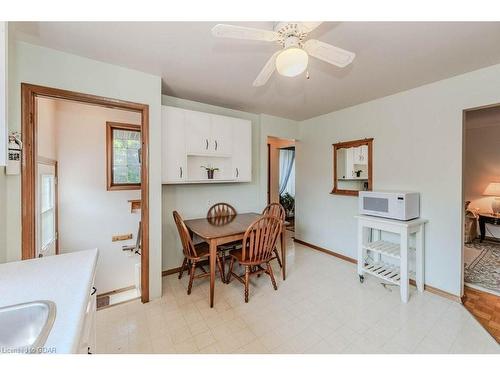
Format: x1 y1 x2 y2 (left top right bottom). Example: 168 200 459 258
21 83 150 303
37 156 59 255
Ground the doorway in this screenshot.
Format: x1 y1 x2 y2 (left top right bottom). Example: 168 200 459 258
462 103 500 342
267 136 296 232
21 83 150 303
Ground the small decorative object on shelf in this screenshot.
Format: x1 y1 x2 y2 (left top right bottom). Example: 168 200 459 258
354 169 363 177
201 165 219 179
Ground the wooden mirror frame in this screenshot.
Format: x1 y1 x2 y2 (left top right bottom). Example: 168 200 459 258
331 138 373 196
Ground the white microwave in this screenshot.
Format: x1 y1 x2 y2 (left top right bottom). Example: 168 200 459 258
359 191 420 221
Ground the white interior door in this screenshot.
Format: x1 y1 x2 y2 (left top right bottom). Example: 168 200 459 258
36 162 57 257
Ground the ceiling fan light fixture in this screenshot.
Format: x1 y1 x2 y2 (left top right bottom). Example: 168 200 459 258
275 47 309 77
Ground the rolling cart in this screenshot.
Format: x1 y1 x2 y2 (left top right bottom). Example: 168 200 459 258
356 215 427 303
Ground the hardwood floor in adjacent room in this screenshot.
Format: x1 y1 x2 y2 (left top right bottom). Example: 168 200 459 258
462 286 500 343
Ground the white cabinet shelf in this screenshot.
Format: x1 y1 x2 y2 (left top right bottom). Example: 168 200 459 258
363 239 416 259
161 106 252 184
363 259 416 285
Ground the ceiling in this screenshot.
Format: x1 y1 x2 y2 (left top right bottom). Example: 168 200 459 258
10 22 500 121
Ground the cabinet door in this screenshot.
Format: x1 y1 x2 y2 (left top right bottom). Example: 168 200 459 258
162 106 187 183
185 110 211 154
210 115 234 156
345 148 355 177
358 145 368 165
231 119 252 181
352 146 368 165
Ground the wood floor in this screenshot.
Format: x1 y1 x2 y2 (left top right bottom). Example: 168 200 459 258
462 286 500 343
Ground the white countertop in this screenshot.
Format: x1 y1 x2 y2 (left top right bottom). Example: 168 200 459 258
0 249 98 354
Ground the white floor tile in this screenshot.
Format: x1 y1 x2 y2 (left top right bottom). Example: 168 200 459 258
95 237 499 354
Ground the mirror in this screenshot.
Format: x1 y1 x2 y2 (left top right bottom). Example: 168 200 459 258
332 138 373 196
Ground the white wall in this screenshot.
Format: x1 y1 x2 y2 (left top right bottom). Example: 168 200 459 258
464 121 500 238
161 96 299 271
37 97 57 160
297 63 500 297
50 99 142 294
6 41 162 299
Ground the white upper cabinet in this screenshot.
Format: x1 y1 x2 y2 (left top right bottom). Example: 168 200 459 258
353 145 368 165
231 118 252 181
185 110 211 154
161 105 252 184
210 114 233 156
162 106 186 182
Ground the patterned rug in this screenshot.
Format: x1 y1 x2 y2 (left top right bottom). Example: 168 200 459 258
464 241 500 295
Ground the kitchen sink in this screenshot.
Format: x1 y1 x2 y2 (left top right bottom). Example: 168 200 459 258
0 300 56 354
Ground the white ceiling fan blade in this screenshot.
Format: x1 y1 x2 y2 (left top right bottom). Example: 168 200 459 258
253 51 280 87
304 39 355 68
296 22 323 34
212 24 279 42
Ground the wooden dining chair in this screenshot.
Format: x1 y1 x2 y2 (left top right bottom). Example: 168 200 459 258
207 203 240 281
173 211 225 293
262 203 286 268
226 215 283 302
207 202 237 219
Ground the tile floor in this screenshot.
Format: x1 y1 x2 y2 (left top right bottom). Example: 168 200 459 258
96 238 500 354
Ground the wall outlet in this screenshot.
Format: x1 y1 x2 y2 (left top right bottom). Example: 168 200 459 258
112 233 133 242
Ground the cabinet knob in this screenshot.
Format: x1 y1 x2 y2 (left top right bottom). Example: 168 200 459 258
180 167 183 178
215 140 218 151
205 139 209 150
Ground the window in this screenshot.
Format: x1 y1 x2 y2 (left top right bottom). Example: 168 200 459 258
40 174 56 250
106 122 141 190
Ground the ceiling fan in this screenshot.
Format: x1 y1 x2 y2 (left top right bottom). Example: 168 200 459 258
211 22 355 87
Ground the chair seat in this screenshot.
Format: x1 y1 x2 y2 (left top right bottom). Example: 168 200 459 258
229 248 272 265
191 242 210 259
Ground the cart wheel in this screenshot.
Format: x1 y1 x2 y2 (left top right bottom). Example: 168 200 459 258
359 275 364 283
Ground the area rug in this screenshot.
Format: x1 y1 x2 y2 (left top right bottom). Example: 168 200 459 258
464 241 500 295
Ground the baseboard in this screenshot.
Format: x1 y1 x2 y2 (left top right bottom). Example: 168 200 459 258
294 237 462 303
97 285 136 298
162 267 181 277
409 280 462 303
293 238 357 264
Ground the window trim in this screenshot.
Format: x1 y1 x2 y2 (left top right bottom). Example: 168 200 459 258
106 121 141 191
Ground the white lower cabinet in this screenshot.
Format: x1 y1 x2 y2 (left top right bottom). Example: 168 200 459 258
162 105 252 184
78 282 97 354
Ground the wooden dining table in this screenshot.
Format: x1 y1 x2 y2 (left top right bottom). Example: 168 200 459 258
183 212 287 308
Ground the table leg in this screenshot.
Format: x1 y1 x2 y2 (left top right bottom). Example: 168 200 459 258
280 228 286 280
400 229 409 303
479 217 485 242
209 239 216 308
415 227 424 293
